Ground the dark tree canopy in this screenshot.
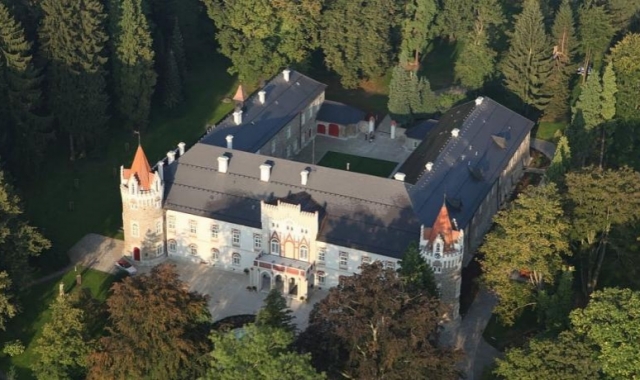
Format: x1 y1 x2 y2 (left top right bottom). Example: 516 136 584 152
255 288 296 333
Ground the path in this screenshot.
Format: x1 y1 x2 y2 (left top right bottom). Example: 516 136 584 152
455 289 501 379
531 138 556 160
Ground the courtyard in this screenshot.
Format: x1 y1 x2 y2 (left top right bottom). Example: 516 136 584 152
317 151 398 178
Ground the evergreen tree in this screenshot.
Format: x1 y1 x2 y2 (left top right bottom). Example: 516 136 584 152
388 66 414 123
608 33 640 122
0 3 51 174
113 0 157 130
33 295 90 380
544 0 577 121
437 0 474 41
454 34 496 90
578 5 614 77
169 18 187 81
320 0 400 88
546 134 571 184
39 0 110 160
161 49 184 109
572 71 603 131
412 76 437 115
399 0 437 67
255 289 296 334
600 62 617 121
536 269 574 333
501 0 553 114
398 242 437 296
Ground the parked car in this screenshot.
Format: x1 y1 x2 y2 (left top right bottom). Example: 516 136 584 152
115 258 137 275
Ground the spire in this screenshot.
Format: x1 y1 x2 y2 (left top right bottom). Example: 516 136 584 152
232 84 247 103
123 145 154 191
423 203 459 246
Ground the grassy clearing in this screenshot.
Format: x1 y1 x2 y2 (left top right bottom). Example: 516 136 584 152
483 309 539 352
535 121 566 142
317 151 397 178
0 268 120 379
21 50 236 272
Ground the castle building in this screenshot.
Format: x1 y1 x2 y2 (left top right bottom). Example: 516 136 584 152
120 69 533 323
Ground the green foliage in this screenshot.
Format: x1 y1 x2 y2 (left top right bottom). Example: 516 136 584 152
255 289 296 334
112 0 157 130
205 324 323 380
536 269 574 333
578 5 614 73
501 0 552 114
608 33 640 122
399 0 437 66
572 71 603 130
2 340 24 357
320 0 399 88
300 263 459 379
0 3 51 174
566 167 640 295
0 272 16 331
600 62 617 121
495 330 600 379
170 18 187 82
32 296 90 380
546 135 571 184
388 67 436 123
39 0 110 159
571 288 640 378
437 0 474 41
454 35 496 90
203 0 322 85
87 263 211 380
480 184 569 326
398 241 437 296
162 49 184 109
436 91 466 113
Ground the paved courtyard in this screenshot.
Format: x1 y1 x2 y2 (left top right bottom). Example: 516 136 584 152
68 234 326 330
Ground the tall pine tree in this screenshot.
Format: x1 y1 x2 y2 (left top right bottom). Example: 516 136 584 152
169 18 187 81
113 0 157 131
543 0 577 121
578 5 614 79
502 0 552 114
608 33 640 122
162 49 184 109
39 0 110 160
388 66 436 123
399 0 437 67
0 3 51 174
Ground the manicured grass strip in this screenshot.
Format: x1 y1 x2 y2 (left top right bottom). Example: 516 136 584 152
0 268 120 379
317 151 398 178
536 121 567 142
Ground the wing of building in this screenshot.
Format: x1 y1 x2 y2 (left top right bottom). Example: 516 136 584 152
119 69 534 321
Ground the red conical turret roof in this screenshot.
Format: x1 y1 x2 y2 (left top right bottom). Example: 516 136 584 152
232 84 247 103
423 204 460 246
123 145 154 191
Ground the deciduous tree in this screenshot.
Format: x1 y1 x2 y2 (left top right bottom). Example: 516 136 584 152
0 272 16 331
87 263 211 380
255 289 296 334
501 0 552 114
203 324 323 380
480 184 569 325
299 262 459 379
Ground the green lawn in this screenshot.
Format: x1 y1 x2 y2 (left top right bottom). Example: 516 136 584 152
21 49 236 272
535 121 567 142
317 151 398 178
483 309 540 352
0 268 120 379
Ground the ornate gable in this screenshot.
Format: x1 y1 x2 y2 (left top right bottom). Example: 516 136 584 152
423 204 460 250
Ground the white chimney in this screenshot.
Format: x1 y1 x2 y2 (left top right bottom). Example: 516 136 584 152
475 96 484 106
217 155 229 174
283 68 291 82
226 134 233 149
258 90 266 104
390 120 397 139
259 164 272 182
233 108 243 125
300 169 309 186
177 142 186 155
167 151 176 164
156 161 164 181
394 172 406 181
451 128 460 138
425 162 433 171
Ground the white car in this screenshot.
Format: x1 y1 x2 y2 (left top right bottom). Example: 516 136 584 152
115 258 137 275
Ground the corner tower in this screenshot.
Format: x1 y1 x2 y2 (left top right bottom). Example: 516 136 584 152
420 204 464 324
120 144 166 265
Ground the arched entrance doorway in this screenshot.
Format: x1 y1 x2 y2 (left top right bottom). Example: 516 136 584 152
317 123 326 135
261 273 271 292
288 278 298 296
133 247 140 261
329 123 340 137
275 275 284 292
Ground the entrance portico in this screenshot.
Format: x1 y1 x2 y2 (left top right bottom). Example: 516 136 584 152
251 253 313 300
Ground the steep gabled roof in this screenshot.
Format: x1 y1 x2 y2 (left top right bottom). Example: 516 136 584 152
232 84 247 103
123 145 154 190
423 204 460 246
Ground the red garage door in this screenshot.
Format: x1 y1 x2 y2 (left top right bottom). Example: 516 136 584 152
317 123 326 134
329 123 340 137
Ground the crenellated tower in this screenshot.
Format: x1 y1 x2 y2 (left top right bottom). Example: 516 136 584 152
420 204 464 329
120 144 166 265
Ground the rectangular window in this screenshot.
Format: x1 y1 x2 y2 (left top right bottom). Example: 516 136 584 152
189 220 197 235
156 245 163 256
254 234 262 251
156 220 162 235
385 261 396 270
168 215 175 230
232 229 240 246
318 248 326 265
293 140 298 152
361 256 371 265
132 222 139 238
210 224 219 239
339 252 348 270
286 125 292 139
271 140 276 154
232 253 241 266
302 112 306 125
318 273 326 285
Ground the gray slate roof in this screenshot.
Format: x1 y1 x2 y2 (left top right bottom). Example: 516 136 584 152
199 70 326 152
400 97 534 229
405 119 439 140
163 143 419 258
316 100 366 125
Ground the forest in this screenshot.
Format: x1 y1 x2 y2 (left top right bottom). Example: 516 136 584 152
0 0 639 378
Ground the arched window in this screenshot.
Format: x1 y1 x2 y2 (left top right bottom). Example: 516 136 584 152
317 271 326 285
168 239 177 253
271 239 280 255
232 252 241 266
210 248 219 262
188 244 198 256
299 245 308 260
131 223 139 237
